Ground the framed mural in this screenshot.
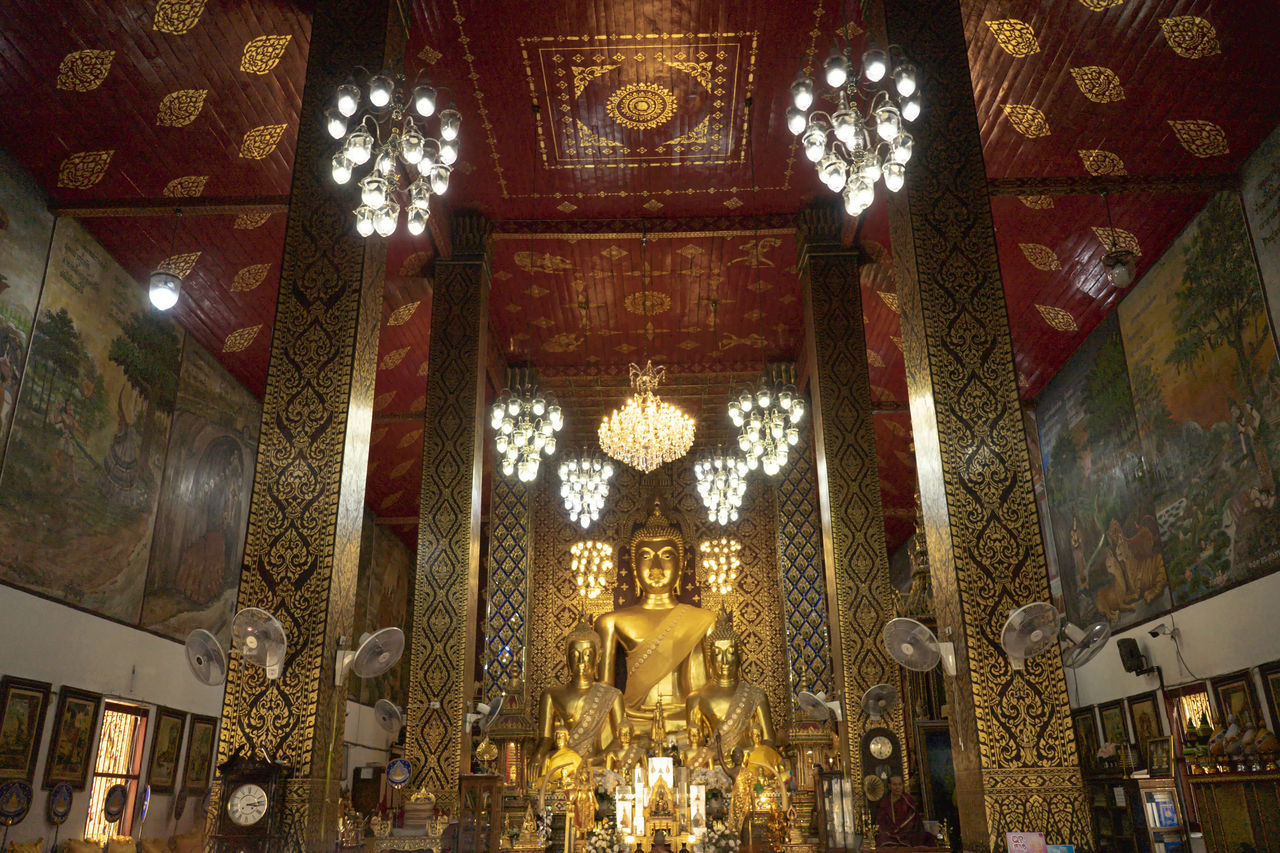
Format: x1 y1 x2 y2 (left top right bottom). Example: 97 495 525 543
1259 660 1280 730
43 686 101 790
1117 192 1280 606
0 677 50 781
182 715 217 793
1072 708 1100 772
1241 121 1280 339
1098 700 1128 748
1211 670 1260 727
145 707 186 794
1126 692 1164 768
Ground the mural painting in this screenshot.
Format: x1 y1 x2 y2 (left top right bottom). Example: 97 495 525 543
1118 192 1280 606
1242 122 1280 337
0 150 55 464
348 514 412 706
140 340 259 640
1038 314 1171 630
0 218 181 622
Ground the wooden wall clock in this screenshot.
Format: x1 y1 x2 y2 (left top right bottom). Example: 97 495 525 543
210 751 290 853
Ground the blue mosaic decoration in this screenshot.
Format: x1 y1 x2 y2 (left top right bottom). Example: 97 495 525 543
776 418 833 694
485 476 530 701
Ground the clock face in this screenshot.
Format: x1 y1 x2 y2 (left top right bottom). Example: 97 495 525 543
227 783 268 827
869 735 893 759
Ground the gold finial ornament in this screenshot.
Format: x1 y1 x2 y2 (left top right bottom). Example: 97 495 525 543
598 362 696 473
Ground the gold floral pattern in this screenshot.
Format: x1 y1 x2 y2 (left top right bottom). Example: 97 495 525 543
373 391 396 410
390 459 415 479
877 290 899 313
1019 195 1054 210
556 202 578 213
985 19 1039 57
572 64 620 98
397 429 423 449
162 175 208 198
623 291 672 316
1167 119 1229 157
1035 304 1078 332
240 34 292 74
153 0 207 34
379 346 410 370
56 50 115 91
1070 66 1125 103
158 251 201 278
231 263 270 292
1078 149 1127 176
1076 0 1125 9
156 89 207 126
417 44 442 64
222 324 261 353
57 150 113 189
542 332 583 352
866 349 885 368
606 82 678 130
398 251 430 276
514 250 572 273
1019 243 1061 271
379 491 403 510
1159 16 1221 58
386 301 421 327
233 212 271 230
1092 226 1141 256
1002 104 1051 138
240 124 287 159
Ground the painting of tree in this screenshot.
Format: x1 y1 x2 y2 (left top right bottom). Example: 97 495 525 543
109 311 181 472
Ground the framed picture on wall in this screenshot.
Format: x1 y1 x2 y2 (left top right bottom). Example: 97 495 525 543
183 715 217 793
1258 661 1280 730
1212 670 1260 727
1127 692 1164 768
1072 708 1100 772
0 677 51 782
146 708 187 794
42 686 102 790
1098 700 1128 748
1148 736 1173 777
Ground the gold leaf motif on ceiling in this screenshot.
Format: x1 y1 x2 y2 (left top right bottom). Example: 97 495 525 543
515 250 572 273
371 427 387 446
1019 195 1054 210
614 342 638 354
601 245 628 260
153 0 207 34
1092 226 1141 256
233 212 270 230
837 21 864 40
877 291 899 313
390 459 416 479
1076 0 1125 9
524 284 550 298
56 50 115 92
492 270 513 280
379 491 403 510
1019 243 1061 271
606 82 678 130
531 317 556 328
373 391 396 410
158 251 200 278
890 336 903 353
663 60 713 91
417 361 429 377
380 346 410 370
658 117 709 149
985 20 1039 57
1078 149 1126 176
417 44 442 64
1167 119 1229 158
231 263 270 292
1001 104 1051 138
156 89 207 126
240 35 292 74
886 420 909 438
624 291 672 316
1070 66 1125 103
572 63 619 98
409 394 425 412
867 349 885 369
575 120 624 150
643 200 664 212
728 237 782 267
1035 304 1078 332
162 175 208 198
720 332 767 351
723 197 743 209
557 202 578 213
386 300 421 326
398 251 430 276
222 324 261 353
676 339 699 350
677 244 703 258
57 150 113 189
504 303 522 313
1159 16 1221 59
543 333 583 353
239 124 287 159
398 428 423 448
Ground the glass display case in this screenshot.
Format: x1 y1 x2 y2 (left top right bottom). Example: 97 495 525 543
1136 779 1186 853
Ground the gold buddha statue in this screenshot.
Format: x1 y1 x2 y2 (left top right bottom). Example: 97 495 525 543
538 726 581 794
685 608 777 757
533 618 625 777
596 499 717 728
605 721 646 775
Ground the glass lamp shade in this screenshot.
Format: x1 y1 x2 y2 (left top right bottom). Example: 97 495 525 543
843 184 868 217
373 147 396 176
786 107 808 136
148 270 181 310
875 104 901 142
409 178 431 209
360 176 388 208
862 48 888 82
336 83 360 117
439 109 462 141
893 63 918 98
421 138 440 166
368 74 394 108
890 133 913 164
406 207 429 236
346 129 374 165
400 128 425 163
823 51 849 88
374 202 399 237
354 205 376 237
439 139 459 165
884 161 906 193
790 76 815 111
325 107 347 140
902 97 922 123
818 154 847 193
331 153 353 184
832 110 865 149
429 164 451 195
413 85 437 117
802 123 828 163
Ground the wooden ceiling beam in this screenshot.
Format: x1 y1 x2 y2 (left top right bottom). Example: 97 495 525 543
987 173 1237 197
49 194 290 218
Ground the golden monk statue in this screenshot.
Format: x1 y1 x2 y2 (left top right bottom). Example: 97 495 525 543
533 618 625 777
596 499 717 728
685 608 777 757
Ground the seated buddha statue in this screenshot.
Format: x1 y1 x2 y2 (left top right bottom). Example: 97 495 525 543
532 618 625 777
605 721 646 775
685 608 777 757
537 726 581 794
596 499 718 729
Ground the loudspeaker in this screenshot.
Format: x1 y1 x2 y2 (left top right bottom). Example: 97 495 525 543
1117 637 1146 673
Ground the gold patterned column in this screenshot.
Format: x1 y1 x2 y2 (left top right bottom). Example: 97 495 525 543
873 0 1090 845
407 212 491 810
798 207 906 787
212 1 390 849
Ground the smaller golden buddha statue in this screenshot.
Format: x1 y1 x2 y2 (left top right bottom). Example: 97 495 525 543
685 608 777 757
532 618 625 777
537 726 581 794
605 721 646 775
568 756 598 834
684 721 714 770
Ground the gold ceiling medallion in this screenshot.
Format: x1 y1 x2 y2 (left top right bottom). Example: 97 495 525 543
240 35 291 74
1070 66 1125 103
543 333 583 352
156 89 207 126
380 346 410 370
1091 226 1141 256
723 197 743 209
162 175 208 198
57 150 113 189
417 44 443 64
153 0 207 34
1002 104 1051 138
1167 119 1229 158
223 324 261 353
867 349 885 369
606 83 678 130
239 124 287 159
598 361 695 473
643 200 663 211
1035 304 1078 332
556 202 578 213
877 291 900 313
1019 195 1054 210
373 391 396 410
1078 149 1126 176
386 301 421 327
158 251 201 278
233 212 270 230
985 20 1039 57
231 263 270 292
623 291 672 316
1076 0 1125 9
1159 16 1221 58
514 250 572 273
56 50 115 91
572 64 619 99
1019 243 1061 271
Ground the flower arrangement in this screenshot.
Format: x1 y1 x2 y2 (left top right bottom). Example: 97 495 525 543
584 823 628 853
697 822 742 853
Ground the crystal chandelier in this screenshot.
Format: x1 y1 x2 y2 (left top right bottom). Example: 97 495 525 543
694 449 749 525
571 541 613 601
326 70 461 238
786 41 920 218
729 380 805 476
489 383 563 482
599 362 696 473
699 538 742 596
559 454 614 530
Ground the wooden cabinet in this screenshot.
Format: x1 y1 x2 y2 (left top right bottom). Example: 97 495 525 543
1188 771 1280 853
1135 778 1187 853
1085 774 1148 853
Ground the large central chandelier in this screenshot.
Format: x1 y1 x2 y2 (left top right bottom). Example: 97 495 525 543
489 383 563 482
559 454 614 530
729 380 805 476
694 449 749 525
598 362 695 473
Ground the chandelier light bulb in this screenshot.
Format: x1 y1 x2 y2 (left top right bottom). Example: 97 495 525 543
346 129 374 165
890 133 914 164
884 161 906 193
823 50 850 89
790 76 815 111
409 178 431 210
374 147 396 176
786 107 808 136
374 202 399 237
857 149 882 184
854 176 875 208
902 97 921 123
354 205 375 237
331 154 353 185
439 109 462 141
439 139 459 165
862 49 888 82
501 459 515 477
893 63 919 98
325 107 348 140
336 83 360 117
832 110 862 149
429 164 451 196
818 154 847 193
368 74 394 108
406 207 428 236
413 85 437 117
421 138 440 166
401 128 425 163
802 122 828 163
875 104 901 142
360 176 387 208
148 270 181 311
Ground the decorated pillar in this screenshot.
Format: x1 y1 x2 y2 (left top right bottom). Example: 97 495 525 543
798 207 906 786
212 1 390 849
485 476 532 705
875 0 1090 844
407 212 491 810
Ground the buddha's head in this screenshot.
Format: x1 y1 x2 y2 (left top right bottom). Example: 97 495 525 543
630 499 685 597
565 618 601 684
617 722 633 746
704 608 741 684
554 726 569 749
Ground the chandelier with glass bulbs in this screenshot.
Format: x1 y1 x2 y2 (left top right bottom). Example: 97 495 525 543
326 70 461 238
571 541 613 601
694 449 749 525
730 381 805 476
699 538 742 597
559 454 614 530
598 361 696 473
489 383 563 482
786 40 920 218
